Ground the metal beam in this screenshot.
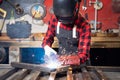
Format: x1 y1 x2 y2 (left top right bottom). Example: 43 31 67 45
11 62 70 73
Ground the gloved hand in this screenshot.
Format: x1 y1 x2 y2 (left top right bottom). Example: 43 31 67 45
58 54 80 65
44 45 57 57
44 45 58 63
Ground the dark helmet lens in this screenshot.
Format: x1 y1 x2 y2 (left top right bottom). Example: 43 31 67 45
53 0 76 17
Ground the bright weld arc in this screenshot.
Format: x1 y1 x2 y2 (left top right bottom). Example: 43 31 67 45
46 60 62 69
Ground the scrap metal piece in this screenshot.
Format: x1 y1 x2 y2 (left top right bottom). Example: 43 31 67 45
11 62 70 73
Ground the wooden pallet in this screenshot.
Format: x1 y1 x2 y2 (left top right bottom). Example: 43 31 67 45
0 63 120 80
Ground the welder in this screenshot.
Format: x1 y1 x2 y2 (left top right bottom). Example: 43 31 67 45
42 0 91 66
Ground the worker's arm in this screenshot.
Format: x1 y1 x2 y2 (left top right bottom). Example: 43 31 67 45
42 16 58 63
77 17 91 64
42 16 56 47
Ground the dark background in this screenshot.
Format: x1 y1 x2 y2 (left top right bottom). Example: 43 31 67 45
90 48 120 66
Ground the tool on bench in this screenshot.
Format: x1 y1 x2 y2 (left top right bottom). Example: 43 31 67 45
0 8 7 36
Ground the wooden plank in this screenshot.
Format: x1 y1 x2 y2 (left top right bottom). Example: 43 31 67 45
38 75 50 80
89 72 100 80
0 68 19 80
87 66 120 72
56 77 66 80
81 67 92 80
0 64 12 68
94 68 110 80
23 70 40 80
73 73 83 80
0 69 11 77
0 65 120 80
103 72 120 80
1 33 120 48
91 42 120 48
1 40 120 48
0 41 42 47
0 35 33 41
91 37 120 42
6 69 30 80
48 71 57 80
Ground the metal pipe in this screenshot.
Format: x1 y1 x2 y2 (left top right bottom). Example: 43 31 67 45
94 0 98 33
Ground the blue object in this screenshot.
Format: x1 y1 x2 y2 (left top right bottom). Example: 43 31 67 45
20 48 45 64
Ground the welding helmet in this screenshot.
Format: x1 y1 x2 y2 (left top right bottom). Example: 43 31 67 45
53 0 81 24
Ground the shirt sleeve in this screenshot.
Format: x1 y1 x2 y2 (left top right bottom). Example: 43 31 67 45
77 17 91 64
42 16 56 47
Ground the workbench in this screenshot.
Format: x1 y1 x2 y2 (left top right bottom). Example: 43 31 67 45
0 33 120 48
0 33 120 63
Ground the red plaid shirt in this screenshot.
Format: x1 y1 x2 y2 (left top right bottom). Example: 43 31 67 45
42 14 91 63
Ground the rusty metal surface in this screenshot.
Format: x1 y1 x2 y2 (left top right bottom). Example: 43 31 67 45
0 64 120 80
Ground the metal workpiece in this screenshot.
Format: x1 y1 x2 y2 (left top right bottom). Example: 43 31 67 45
11 62 70 73
11 62 56 72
